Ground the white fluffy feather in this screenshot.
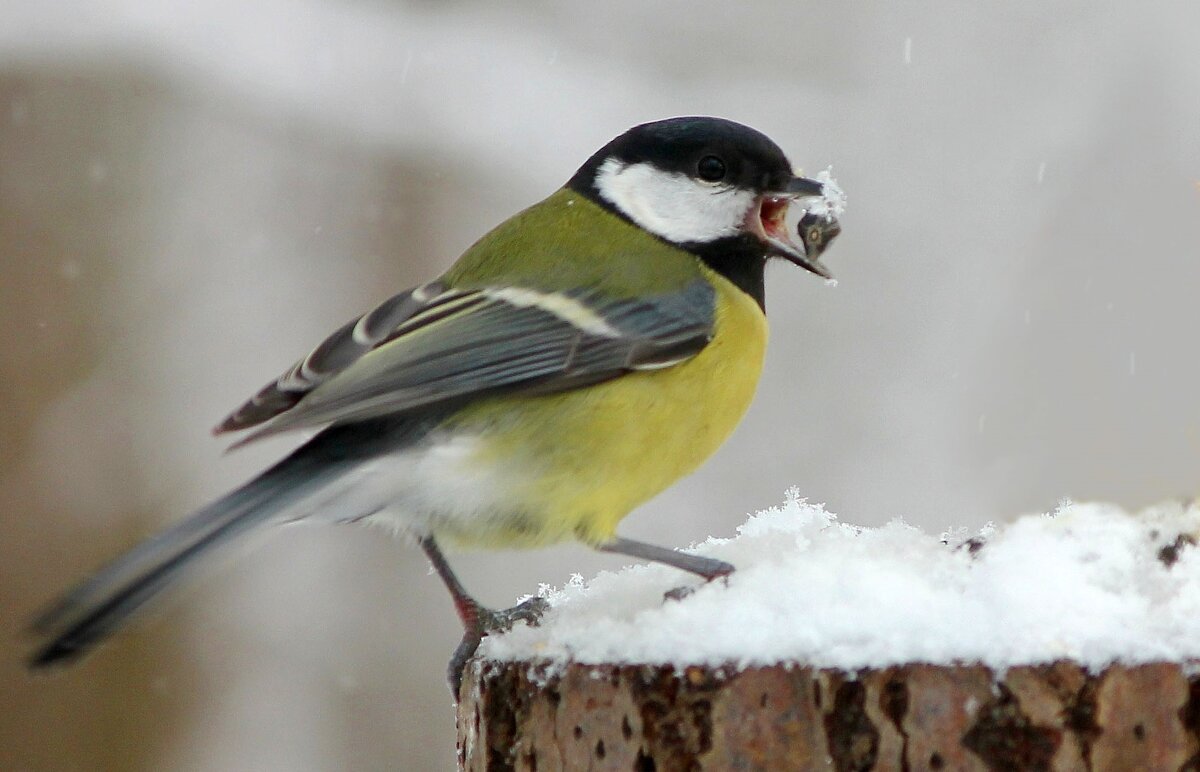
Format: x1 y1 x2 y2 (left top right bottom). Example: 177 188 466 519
355 434 517 539
594 158 756 244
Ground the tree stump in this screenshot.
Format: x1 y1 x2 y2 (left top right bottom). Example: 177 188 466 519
457 659 1200 771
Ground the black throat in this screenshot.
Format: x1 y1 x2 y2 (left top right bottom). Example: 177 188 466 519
683 235 768 311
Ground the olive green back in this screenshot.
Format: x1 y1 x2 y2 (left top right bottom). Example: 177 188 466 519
443 189 702 297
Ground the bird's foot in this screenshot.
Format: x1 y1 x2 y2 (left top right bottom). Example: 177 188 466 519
482 596 551 633
449 596 550 699
662 559 735 603
664 584 697 602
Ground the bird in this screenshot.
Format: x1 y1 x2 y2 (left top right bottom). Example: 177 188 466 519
28 116 840 694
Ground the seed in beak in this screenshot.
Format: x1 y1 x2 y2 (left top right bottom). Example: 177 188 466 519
798 212 842 261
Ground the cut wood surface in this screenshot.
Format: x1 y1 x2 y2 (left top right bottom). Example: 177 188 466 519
457 660 1200 771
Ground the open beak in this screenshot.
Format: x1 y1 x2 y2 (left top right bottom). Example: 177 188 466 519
744 175 834 279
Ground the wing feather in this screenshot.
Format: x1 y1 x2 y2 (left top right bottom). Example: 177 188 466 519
215 281 462 432
217 279 715 445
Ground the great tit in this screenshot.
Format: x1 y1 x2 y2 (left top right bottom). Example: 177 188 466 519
29 117 841 692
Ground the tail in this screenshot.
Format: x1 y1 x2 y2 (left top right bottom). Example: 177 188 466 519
27 452 343 669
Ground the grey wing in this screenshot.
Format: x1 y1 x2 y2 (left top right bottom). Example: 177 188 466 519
215 281 460 433
217 279 716 445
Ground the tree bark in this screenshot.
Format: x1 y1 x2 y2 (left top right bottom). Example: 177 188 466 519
457 660 1200 771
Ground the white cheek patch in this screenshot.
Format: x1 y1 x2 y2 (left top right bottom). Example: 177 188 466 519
594 158 756 244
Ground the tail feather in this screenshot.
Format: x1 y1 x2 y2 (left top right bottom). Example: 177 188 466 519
28 458 338 669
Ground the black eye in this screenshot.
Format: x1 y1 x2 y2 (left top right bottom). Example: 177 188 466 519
696 155 726 182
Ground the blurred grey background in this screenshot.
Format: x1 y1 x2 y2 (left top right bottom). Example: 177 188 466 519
2 1 1198 769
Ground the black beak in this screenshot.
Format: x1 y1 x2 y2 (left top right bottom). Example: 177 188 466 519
786 176 825 197
753 175 836 280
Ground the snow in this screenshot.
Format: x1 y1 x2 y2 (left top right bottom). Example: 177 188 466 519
480 493 1200 672
805 168 847 220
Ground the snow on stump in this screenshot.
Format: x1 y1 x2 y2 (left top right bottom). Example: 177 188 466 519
457 496 1200 771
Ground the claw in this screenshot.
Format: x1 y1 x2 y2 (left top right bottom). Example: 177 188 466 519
486 596 550 631
448 596 550 699
664 585 696 602
662 570 732 603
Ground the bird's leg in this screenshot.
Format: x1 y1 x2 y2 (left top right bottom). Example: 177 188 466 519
597 535 734 601
419 536 548 698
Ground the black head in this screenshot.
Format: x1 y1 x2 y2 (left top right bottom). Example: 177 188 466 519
569 117 802 197
567 117 834 306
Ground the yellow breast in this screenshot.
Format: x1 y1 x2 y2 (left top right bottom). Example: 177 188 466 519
441 266 767 548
